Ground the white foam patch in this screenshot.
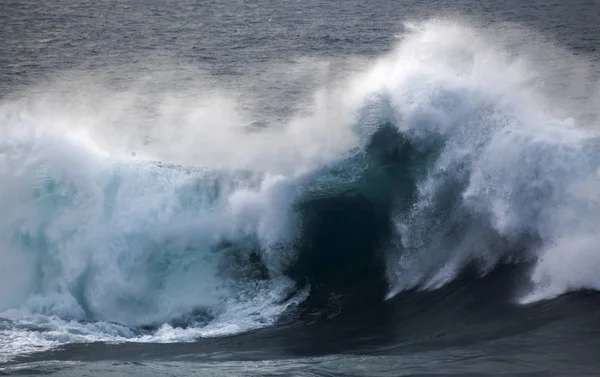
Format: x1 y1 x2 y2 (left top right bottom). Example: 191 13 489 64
0 310 136 363
0 279 307 362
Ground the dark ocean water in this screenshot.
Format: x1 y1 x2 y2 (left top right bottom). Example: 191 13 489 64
1 0 600 376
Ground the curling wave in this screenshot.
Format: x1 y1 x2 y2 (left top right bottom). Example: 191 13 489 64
1 20 600 362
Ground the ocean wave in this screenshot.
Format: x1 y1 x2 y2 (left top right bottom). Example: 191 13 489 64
1 19 600 362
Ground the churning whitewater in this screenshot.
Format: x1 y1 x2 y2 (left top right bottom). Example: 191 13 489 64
1 20 600 362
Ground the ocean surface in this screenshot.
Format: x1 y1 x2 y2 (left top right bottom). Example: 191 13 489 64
1 0 600 375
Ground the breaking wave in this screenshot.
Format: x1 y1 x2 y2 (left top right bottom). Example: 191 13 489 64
1 20 600 362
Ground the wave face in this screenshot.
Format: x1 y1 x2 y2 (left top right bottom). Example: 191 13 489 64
0 126 308 359
2 20 600 361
